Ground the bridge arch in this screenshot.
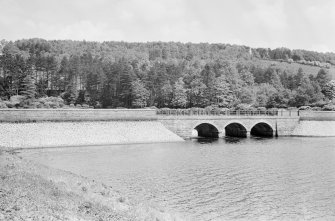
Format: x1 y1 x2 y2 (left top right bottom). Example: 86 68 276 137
250 122 274 137
193 122 219 138
224 122 248 138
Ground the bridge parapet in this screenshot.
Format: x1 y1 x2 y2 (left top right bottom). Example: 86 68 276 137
157 109 299 117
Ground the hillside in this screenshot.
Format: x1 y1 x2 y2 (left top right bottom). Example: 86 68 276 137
0 39 335 110
254 59 335 79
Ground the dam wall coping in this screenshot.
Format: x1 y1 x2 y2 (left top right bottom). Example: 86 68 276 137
157 115 299 120
0 109 157 122
299 111 335 121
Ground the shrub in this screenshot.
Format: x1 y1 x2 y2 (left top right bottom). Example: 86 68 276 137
311 106 322 111
287 107 298 111
3 101 13 108
0 101 8 109
43 103 50 109
322 104 335 111
45 101 59 109
257 107 267 111
10 95 26 108
236 103 252 110
299 106 311 110
81 104 89 109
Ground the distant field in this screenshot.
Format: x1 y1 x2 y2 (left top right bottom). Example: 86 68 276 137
256 59 335 79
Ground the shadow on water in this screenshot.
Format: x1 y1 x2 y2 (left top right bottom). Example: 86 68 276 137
223 136 245 144
250 136 277 141
192 136 277 145
191 137 219 144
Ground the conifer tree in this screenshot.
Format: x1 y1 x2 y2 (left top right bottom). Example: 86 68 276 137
20 74 36 99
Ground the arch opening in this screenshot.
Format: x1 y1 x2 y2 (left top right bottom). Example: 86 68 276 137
225 123 247 138
251 123 273 137
194 123 219 138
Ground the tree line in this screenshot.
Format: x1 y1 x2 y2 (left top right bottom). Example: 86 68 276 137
0 38 334 109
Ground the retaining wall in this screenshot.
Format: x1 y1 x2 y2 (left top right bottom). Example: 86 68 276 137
292 121 335 136
0 109 157 122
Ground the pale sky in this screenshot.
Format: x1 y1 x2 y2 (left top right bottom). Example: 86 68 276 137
1 0 335 52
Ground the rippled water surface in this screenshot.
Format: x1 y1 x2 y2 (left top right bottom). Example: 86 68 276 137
20 137 335 220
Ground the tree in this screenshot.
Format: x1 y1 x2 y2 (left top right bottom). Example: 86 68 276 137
131 79 149 108
119 60 135 107
20 74 36 99
316 69 331 89
239 87 255 105
266 92 288 108
160 80 173 107
255 83 277 107
188 78 207 107
264 67 283 90
323 80 335 100
171 78 188 108
213 75 235 107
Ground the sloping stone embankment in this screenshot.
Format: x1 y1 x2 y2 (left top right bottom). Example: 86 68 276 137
292 121 335 136
0 121 184 149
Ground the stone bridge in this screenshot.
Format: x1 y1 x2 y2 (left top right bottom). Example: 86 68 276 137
158 111 300 138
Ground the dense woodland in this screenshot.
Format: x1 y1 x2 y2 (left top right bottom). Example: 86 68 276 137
0 38 335 109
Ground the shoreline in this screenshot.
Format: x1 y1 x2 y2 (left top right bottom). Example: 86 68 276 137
11 140 185 151
0 149 185 221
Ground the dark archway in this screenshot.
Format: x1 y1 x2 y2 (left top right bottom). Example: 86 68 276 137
225 123 247 138
194 123 219 138
251 123 273 137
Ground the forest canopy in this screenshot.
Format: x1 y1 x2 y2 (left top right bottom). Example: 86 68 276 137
0 38 334 109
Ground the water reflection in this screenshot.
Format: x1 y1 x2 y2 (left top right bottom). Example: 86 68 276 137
193 136 276 145
192 137 219 144
223 136 245 144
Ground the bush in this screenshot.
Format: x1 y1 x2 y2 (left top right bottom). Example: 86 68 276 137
0 101 8 109
81 104 89 109
235 103 252 110
38 97 64 107
10 95 26 108
257 107 267 111
299 106 311 110
287 107 298 111
43 103 50 109
311 106 322 111
322 104 335 111
4 101 13 108
45 101 59 108
31 102 41 109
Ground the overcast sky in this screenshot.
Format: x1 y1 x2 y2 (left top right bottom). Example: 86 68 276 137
1 0 335 52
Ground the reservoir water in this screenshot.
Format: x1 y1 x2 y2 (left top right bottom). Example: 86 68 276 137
20 137 335 220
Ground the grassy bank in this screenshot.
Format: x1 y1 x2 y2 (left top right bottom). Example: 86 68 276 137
0 149 184 221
